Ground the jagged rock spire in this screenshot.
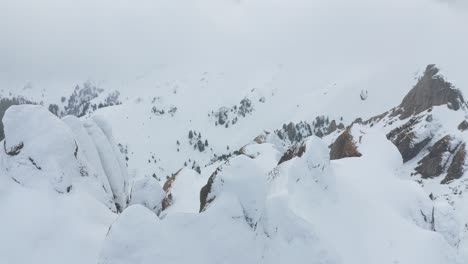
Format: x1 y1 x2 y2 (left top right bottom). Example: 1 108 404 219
397 64 465 119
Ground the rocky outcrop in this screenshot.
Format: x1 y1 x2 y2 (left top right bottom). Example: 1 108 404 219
161 168 183 210
200 155 256 213
410 134 466 184
441 144 466 184
395 64 465 119
278 141 306 165
329 128 362 160
276 121 312 143
199 166 222 213
327 120 338 134
275 118 344 144
200 155 266 230
458 120 468 132
211 97 254 128
386 116 433 162
313 116 345 137
415 136 460 178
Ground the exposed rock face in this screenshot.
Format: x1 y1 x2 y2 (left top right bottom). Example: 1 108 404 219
200 155 266 230
275 118 344 144
200 154 258 213
396 64 465 119
161 168 183 210
329 128 362 160
415 136 460 178
409 133 466 184
386 117 432 162
312 116 345 137
278 141 306 165
442 143 466 184
458 120 468 132
276 121 312 143
199 166 222 213
327 120 338 134
211 97 254 127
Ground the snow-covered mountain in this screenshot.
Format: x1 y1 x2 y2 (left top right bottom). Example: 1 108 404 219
1 63 468 264
2 0 468 263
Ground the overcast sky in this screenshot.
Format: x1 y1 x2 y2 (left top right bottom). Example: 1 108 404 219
1 0 467 91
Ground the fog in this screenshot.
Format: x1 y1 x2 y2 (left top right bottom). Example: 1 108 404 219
1 0 467 92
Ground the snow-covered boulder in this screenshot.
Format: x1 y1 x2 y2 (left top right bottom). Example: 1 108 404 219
83 116 129 211
360 89 368 101
0 105 129 212
99 202 259 264
287 136 336 213
100 176 338 264
63 115 117 211
98 205 160 264
0 105 119 264
1 105 79 193
129 177 165 216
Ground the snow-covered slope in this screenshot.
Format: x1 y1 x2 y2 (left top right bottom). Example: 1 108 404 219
1 0 468 263
0 106 123 264
1 63 468 263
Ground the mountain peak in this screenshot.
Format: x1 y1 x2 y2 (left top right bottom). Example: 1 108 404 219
396 64 465 119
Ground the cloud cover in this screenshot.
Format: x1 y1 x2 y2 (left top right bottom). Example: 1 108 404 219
0 0 467 90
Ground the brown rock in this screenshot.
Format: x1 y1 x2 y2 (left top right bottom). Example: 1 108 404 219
397 64 465 120
199 166 223 213
278 142 307 165
161 168 183 210
329 128 362 160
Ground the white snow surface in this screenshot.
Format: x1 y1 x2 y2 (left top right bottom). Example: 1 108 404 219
1 0 468 263
1 102 467 263
129 176 165 215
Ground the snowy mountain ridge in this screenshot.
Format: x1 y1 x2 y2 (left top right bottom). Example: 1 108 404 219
0 64 467 263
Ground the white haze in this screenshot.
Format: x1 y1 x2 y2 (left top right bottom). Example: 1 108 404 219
0 0 467 93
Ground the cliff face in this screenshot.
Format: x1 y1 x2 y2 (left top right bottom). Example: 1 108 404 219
396 64 465 119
